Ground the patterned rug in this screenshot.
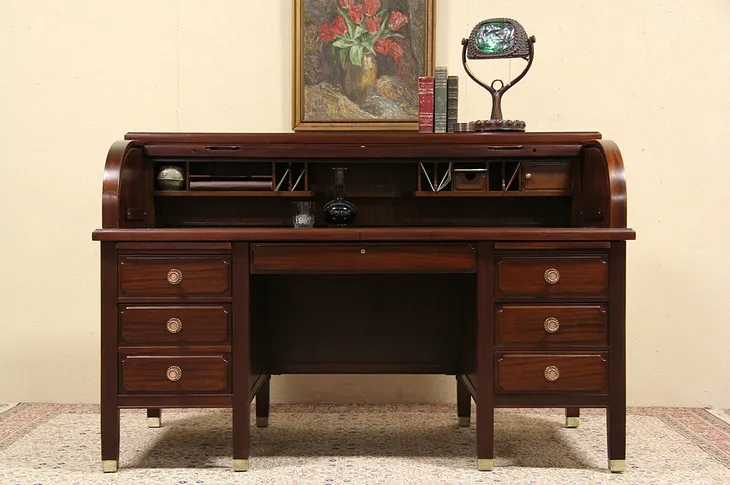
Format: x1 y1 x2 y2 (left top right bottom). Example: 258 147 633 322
0 403 18 414
1 403 729 484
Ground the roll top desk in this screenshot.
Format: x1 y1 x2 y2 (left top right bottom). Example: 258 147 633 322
91 131 635 473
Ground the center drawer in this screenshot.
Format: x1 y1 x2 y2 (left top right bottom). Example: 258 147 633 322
250 243 477 274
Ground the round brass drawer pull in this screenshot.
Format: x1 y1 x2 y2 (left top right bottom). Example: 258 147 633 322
525 172 533 180
360 249 366 254
544 317 560 333
544 268 560 285
544 366 560 382
166 269 183 285
166 318 182 334
166 366 182 382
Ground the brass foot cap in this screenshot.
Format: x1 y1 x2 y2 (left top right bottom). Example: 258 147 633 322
458 417 470 427
477 459 494 471
102 460 118 473
256 417 269 427
233 459 249 472
609 460 626 473
147 417 162 428
565 417 580 428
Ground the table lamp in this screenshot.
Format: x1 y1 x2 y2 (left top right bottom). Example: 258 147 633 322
458 18 536 132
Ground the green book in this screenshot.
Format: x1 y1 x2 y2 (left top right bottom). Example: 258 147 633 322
447 76 459 133
434 66 448 133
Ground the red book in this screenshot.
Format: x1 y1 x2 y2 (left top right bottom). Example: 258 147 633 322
418 76 435 133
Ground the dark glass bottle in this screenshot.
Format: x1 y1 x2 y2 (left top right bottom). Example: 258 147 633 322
323 167 356 227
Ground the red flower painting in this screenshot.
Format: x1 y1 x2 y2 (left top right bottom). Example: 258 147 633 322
318 0 409 67
296 0 434 128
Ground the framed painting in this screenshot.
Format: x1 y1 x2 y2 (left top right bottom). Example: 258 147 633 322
293 0 435 131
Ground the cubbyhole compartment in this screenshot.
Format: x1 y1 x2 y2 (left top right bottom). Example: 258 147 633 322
152 159 311 196
418 161 454 193
188 160 274 191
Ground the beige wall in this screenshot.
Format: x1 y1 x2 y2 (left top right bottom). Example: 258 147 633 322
1 0 728 408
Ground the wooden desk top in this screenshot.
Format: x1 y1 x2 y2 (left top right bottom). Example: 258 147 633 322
92 227 635 242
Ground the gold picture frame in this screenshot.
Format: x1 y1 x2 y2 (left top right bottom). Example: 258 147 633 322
293 0 435 131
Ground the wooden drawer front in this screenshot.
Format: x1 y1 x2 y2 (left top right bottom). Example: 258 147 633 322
120 305 230 345
522 161 571 190
119 256 230 297
495 255 608 299
496 354 608 393
251 244 476 273
120 355 229 393
496 304 607 345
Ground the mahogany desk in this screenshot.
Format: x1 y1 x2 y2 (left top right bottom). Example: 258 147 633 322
91 131 635 473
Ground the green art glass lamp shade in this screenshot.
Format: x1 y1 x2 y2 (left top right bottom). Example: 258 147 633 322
461 18 536 131
475 22 515 55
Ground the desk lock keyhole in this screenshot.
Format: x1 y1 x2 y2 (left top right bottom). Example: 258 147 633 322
360 249 366 254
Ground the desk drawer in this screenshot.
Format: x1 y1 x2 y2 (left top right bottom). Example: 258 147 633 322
250 244 476 273
119 256 231 297
120 355 230 393
119 305 230 345
495 255 608 299
522 161 571 190
496 304 607 345
496 353 608 393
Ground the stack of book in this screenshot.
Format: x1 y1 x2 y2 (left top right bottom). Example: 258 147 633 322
418 67 459 133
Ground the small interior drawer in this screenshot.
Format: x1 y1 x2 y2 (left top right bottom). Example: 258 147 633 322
120 355 230 393
118 255 231 297
496 353 608 393
496 304 607 345
522 161 571 190
495 255 608 299
250 243 476 274
119 305 230 345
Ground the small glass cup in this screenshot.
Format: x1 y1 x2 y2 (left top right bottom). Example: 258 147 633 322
293 201 315 228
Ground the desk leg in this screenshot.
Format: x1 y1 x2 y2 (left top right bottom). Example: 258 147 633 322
608 242 627 473
147 408 162 428
101 407 119 473
476 242 494 471
101 242 119 473
565 407 580 428
457 377 471 427
232 242 251 472
256 376 270 427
